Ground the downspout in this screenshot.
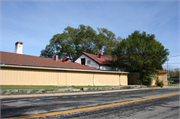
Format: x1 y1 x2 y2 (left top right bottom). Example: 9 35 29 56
66 71 67 86
93 73 95 86
119 74 121 86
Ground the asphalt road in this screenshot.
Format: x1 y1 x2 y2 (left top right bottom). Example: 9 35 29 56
1 87 180 119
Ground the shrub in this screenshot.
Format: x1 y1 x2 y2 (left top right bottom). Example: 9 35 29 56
138 70 154 86
159 81 164 88
157 78 164 88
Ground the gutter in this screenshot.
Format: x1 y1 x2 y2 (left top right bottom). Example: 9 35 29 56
0 64 129 74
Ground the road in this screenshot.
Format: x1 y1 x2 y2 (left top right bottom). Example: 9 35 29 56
1 87 180 119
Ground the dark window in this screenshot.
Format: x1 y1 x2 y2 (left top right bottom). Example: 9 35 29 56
81 58 85 65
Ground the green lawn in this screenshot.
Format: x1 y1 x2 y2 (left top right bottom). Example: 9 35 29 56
1 85 110 90
72 86 110 90
0 85 67 90
168 84 180 86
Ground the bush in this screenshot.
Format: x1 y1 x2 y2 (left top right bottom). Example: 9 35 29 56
138 71 153 86
159 81 164 88
157 78 164 88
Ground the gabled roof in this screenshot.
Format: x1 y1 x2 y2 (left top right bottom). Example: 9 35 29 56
74 52 113 65
0 51 99 70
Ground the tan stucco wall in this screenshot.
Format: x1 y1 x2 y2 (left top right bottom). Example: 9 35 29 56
93 73 120 86
120 75 128 85
0 66 128 86
66 72 94 86
128 71 168 86
158 73 168 85
58 71 67 85
0 67 59 85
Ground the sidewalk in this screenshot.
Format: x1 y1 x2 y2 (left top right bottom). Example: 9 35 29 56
1 86 179 99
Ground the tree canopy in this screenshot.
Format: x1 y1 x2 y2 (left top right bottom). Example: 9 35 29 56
111 31 169 86
40 25 120 61
169 68 179 77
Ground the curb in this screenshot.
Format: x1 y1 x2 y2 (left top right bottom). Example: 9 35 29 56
1 86 179 99
0 85 146 95
0 88 147 99
0 88 79 95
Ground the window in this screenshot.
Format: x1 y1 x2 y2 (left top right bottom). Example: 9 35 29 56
81 58 85 65
87 60 91 64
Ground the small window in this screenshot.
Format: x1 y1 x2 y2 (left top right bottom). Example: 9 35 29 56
87 60 91 64
81 58 85 65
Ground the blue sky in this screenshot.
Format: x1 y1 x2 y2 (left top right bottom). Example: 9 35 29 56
1 0 179 69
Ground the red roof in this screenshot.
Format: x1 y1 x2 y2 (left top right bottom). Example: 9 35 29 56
0 51 99 70
75 52 113 65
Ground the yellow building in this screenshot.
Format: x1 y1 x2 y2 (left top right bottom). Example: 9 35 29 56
0 51 129 86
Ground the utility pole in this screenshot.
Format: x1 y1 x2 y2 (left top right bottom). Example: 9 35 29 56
167 54 172 84
167 60 170 83
165 54 180 84
167 61 169 76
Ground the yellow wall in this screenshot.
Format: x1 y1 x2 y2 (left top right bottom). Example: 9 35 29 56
158 73 168 85
66 72 94 86
0 67 59 85
120 75 128 85
93 73 120 86
0 66 128 86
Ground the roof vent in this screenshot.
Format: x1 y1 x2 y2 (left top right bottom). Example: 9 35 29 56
98 52 103 58
15 41 23 54
62 56 69 63
54 55 58 61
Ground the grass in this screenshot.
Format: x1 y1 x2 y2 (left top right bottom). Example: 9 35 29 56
1 85 67 90
147 85 160 88
168 84 180 86
72 86 110 90
1 85 111 90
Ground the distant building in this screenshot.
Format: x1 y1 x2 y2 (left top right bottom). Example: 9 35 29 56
170 77 179 83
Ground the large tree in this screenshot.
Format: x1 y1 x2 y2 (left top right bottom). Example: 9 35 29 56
111 31 169 86
40 25 119 61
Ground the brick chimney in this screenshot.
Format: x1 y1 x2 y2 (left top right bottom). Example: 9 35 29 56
54 55 58 61
98 52 103 58
15 41 23 54
62 56 69 63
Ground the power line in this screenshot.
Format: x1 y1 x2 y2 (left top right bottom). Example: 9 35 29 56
169 55 180 58
168 59 179 60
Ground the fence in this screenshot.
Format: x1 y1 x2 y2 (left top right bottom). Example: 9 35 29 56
0 65 128 86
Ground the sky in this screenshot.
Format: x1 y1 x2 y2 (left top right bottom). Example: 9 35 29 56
1 0 179 70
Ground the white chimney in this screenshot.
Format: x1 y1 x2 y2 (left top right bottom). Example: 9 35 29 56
15 41 23 54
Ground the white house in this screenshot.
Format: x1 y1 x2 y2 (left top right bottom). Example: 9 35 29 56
74 52 115 71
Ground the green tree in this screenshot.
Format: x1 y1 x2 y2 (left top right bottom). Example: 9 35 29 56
111 31 169 86
40 25 119 61
169 68 180 77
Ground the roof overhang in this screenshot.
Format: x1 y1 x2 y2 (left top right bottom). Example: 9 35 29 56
0 64 129 74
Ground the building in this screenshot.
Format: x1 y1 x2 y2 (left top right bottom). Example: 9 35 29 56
170 77 179 84
0 42 129 86
74 52 114 71
0 42 168 86
74 52 169 86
